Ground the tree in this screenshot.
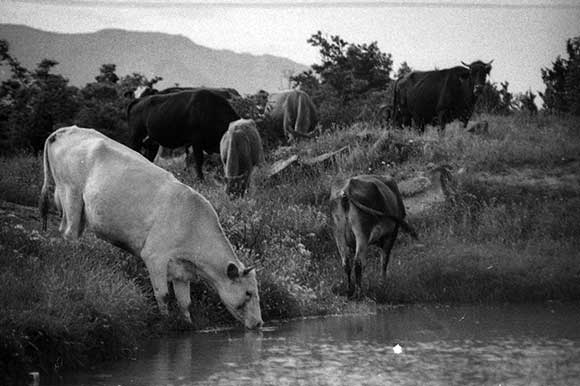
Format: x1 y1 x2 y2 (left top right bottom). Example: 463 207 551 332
24 59 79 152
395 61 413 79
515 90 538 115
0 43 78 153
306 31 392 102
95 63 119 84
540 36 580 115
76 69 162 145
475 81 515 115
291 31 394 126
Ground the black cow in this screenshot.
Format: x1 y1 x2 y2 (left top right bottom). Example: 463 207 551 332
330 175 418 298
393 60 493 132
127 89 240 180
134 86 240 100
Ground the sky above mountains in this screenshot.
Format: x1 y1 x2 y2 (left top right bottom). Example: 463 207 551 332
1 0 579 94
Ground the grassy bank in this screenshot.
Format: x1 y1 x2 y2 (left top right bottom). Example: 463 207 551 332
1 113 580 382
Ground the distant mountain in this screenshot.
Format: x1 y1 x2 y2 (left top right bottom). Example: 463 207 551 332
0 24 309 94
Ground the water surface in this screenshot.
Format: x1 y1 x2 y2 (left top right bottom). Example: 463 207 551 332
50 303 580 386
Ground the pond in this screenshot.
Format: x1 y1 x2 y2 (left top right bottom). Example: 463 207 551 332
48 302 580 386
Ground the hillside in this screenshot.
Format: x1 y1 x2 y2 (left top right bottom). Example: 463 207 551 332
0 24 309 94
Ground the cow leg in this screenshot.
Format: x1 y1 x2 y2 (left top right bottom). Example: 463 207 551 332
351 218 370 300
284 113 295 143
61 188 85 241
332 217 354 297
54 187 66 234
344 254 355 298
144 259 170 317
172 279 192 324
380 225 399 283
437 111 448 133
192 144 205 181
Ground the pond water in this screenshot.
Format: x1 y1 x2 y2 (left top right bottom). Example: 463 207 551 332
48 302 580 386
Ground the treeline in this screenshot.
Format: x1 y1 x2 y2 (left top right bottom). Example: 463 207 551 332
1 33 579 155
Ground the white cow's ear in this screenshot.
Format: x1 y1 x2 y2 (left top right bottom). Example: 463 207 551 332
227 263 240 280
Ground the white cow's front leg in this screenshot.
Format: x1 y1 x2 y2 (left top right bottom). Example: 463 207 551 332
173 279 192 324
143 258 170 317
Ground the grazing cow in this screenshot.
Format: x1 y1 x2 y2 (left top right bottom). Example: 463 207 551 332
263 90 318 142
39 126 263 329
127 88 240 180
330 175 418 298
220 119 264 197
393 60 493 132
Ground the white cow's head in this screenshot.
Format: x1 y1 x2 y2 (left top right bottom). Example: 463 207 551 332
219 263 263 330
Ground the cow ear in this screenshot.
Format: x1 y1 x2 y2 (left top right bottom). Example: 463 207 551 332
227 263 240 280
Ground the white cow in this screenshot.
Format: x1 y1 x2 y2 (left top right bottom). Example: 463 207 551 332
39 126 263 329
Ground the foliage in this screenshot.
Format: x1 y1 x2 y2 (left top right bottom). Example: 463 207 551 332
514 90 538 115
540 36 580 115
474 80 515 115
0 213 152 380
0 41 162 152
75 64 130 145
0 42 79 154
395 61 413 79
291 31 393 127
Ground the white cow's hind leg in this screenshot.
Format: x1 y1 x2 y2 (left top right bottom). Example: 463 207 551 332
61 188 85 240
173 280 192 324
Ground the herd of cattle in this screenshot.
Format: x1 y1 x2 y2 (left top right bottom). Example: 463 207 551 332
39 60 492 329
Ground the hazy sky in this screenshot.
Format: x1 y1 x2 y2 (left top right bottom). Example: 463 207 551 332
1 0 579 94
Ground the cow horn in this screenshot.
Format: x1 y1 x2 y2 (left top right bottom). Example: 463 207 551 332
461 61 470 68
243 266 256 276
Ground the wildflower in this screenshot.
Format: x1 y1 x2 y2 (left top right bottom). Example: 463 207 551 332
29 230 44 241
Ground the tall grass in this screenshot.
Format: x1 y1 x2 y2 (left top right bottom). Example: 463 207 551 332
0 215 152 382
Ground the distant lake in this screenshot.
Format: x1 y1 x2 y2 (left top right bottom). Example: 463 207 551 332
49 302 580 386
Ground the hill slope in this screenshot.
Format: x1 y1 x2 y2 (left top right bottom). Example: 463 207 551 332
0 24 309 94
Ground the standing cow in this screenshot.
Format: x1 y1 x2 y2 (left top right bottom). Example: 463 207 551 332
39 126 263 329
393 60 493 132
330 175 418 299
127 89 240 180
220 119 264 198
263 90 318 142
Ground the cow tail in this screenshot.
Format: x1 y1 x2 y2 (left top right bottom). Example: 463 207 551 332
296 93 306 134
39 134 54 231
225 130 239 179
346 192 419 240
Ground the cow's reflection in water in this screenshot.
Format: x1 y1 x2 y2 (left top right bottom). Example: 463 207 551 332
144 331 264 383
